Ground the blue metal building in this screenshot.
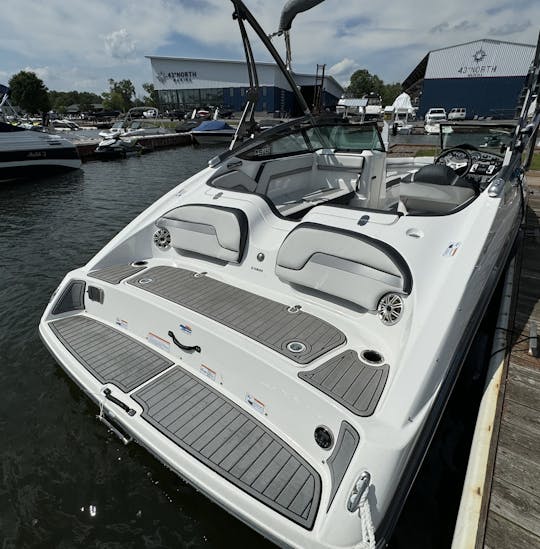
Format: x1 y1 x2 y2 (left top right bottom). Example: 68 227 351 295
403 39 536 119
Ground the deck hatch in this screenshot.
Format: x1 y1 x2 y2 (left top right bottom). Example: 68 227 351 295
132 366 321 529
49 316 173 392
89 264 147 285
299 350 389 416
127 265 345 364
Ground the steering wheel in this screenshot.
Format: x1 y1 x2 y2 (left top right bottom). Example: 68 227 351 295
435 148 472 176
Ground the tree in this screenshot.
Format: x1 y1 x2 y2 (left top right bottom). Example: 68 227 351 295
346 69 384 99
142 82 159 108
102 78 135 112
9 71 50 114
381 83 402 107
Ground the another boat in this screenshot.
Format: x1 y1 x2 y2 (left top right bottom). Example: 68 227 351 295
190 120 236 146
387 92 415 135
98 107 168 139
39 4 540 548
0 86 81 180
94 136 147 160
50 119 82 131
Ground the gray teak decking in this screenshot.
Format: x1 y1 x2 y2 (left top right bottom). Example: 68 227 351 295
126 265 346 364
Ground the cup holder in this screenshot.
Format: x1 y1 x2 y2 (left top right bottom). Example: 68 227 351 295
360 349 385 365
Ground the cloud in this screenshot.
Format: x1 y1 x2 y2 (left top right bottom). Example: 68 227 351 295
430 20 478 33
328 58 359 85
0 0 539 94
23 66 50 80
489 21 532 35
104 29 137 59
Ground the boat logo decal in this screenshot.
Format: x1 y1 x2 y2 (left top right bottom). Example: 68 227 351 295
179 323 192 335
147 332 170 352
443 241 461 257
245 393 266 415
115 318 128 329
200 364 216 382
27 151 46 158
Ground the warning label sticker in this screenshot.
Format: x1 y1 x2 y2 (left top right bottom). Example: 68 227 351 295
200 364 217 382
147 332 170 352
245 393 266 415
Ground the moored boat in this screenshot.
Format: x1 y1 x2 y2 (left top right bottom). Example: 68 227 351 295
39 3 540 548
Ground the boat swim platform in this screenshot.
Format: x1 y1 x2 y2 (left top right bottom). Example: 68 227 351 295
453 173 540 549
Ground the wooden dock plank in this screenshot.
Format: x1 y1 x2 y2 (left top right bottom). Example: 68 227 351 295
481 173 540 548
493 445 540 496
489 478 540 537
498 418 540 465
484 511 540 549
502 398 540 438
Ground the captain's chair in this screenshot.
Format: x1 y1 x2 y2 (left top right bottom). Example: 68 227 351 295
399 164 476 214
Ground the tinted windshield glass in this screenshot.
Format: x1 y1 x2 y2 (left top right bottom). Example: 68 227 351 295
441 124 515 155
236 118 384 160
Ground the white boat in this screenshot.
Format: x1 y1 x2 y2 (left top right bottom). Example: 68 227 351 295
387 92 415 135
39 4 540 548
50 119 82 131
190 120 236 146
0 87 81 180
98 107 169 139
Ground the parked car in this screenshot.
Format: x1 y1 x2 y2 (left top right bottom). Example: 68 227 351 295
448 107 467 120
425 108 447 123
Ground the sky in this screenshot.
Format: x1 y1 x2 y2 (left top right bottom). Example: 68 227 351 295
1 0 539 97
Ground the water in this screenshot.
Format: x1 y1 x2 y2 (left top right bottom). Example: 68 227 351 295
0 148 275 549
0 147 498 548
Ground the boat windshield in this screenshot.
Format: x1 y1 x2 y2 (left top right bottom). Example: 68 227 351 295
230 117 384 160
440 123 515 155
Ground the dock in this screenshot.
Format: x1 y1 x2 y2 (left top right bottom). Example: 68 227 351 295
453 173 540 548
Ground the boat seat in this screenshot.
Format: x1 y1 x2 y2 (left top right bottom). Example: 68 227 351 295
399 182 476 213
275 222 412 310
405 163 474 188
209 170 257 193
399 164 476 213
156 204 248 263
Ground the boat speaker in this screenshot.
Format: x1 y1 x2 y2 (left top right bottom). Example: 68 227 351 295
153 228 171 250
377 293 404 326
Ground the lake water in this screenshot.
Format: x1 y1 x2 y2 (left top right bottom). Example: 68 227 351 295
0 145 497 548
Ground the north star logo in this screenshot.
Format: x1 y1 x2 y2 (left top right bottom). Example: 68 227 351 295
473 48 487 63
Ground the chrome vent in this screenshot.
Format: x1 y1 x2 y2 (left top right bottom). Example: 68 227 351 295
153 228 171 250
377 293 404 326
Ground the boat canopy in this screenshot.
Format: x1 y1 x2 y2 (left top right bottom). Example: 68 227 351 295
194 120 234 131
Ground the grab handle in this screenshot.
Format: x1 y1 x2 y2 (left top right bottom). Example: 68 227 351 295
168 330 201 353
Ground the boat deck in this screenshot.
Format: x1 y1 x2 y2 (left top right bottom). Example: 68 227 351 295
479 174 540 548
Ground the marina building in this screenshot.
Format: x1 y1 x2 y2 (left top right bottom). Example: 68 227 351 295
146 56 344 115
403 39 536 118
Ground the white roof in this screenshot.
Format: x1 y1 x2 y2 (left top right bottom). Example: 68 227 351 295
337 98 368 107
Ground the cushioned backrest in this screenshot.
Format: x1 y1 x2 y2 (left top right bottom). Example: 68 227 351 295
400 182 475 213
275 223 412 310
156 204 248 263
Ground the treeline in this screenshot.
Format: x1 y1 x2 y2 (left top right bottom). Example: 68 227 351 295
346 69 402 106
6 71 158 115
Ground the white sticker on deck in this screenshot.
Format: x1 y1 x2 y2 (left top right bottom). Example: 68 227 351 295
200 364 216 382
245 393 266 415
147 332 170 352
